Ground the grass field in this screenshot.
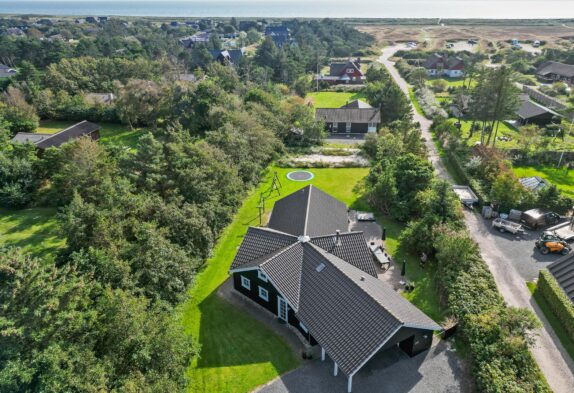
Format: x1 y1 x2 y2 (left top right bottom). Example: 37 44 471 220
527 282 574 363
0 208 64 260
37 120 145 149
512 166 574 198
306 91 367 108
426 77 468 89
181 166 446 393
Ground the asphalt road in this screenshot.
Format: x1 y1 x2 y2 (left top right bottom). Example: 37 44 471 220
380 44 574 393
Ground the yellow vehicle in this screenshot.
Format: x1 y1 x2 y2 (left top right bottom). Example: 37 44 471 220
535 232 571 255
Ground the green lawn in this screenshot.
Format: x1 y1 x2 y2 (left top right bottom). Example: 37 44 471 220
527 282 574 363
37 120 145 149
426 77 471 89
181 166 446 392
512 166 574 199
0 208 64 260
457 120 521 149
306 91 367 108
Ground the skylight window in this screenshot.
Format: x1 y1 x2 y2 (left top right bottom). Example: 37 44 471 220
316 263 325 272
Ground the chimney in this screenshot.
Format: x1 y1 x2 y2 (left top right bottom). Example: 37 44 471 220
334 229 342 247
360 276 365 281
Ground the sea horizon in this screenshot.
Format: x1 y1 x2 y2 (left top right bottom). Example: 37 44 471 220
1 0 574 19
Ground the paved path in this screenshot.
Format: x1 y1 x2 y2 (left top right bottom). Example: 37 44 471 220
379 45 574 393
379 46 452 182
257 340 472 393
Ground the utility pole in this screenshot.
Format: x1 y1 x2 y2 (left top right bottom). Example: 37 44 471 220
316 61 319 92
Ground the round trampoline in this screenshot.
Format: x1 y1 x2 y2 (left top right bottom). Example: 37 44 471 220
286 170 314 182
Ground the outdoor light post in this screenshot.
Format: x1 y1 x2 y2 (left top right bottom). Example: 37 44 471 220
400 259 406 286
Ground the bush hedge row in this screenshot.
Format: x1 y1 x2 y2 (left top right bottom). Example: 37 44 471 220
444 149 490 205
537 269 574 344
435 229 551 393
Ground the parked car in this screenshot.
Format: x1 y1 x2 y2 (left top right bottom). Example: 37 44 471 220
492 218 524 235
520 209 561 230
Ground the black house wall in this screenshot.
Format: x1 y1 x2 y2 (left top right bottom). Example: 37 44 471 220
232 271 316 344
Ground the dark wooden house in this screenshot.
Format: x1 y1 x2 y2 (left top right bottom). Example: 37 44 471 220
11 121 101 152
229 185 441 393
516 96 561 127
209 48 245 66
536 61 574 86
315 100 381 134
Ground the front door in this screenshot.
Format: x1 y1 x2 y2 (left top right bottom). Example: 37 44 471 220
277 297 288 322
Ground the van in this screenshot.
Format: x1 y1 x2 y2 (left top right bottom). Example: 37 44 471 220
520 209 561 230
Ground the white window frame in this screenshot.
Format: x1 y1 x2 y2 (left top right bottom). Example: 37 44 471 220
332 122 338 132
241 276 251 290
258 270 268 282
346 68 354 74
258 286 269 301
346 122 352 132
299 322 309 333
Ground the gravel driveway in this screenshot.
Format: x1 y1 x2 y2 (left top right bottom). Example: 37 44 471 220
379 45 574 393
257 341 472 393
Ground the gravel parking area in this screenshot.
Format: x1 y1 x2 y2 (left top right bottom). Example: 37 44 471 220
470 214 568 281
257 340 473 393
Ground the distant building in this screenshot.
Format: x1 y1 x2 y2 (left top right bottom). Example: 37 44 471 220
11 121 101 152
5 27 25 36
84 93 115 106
0 64 17 79
315 100 381 134
316 59 365 85
424 53 465 78
179 32 211 49
516 95 561 127
536 61 574 86
239 20 259 31
85 17 98 24
209 48 246 66
519 176 549 192
265 25 291 48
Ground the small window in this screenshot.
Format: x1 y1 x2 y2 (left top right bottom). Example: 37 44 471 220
241 276 251 290
258 270 268 282
299 322 309 333
258 286 269 301
346 68 354 73
346 122 352 132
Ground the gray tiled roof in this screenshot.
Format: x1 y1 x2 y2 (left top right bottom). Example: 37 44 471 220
297 244 440 375
310 232 377 277
517 99 560 120
268 185 349 237
230 227 297 270
537 61 574 78
548 253 574 305
13 121 101 150
260 243 305 310
11 132 50 144
315 108 381 124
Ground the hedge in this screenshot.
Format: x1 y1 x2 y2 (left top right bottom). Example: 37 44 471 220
537 269 574 344
444 150 489 205
436 230 551 393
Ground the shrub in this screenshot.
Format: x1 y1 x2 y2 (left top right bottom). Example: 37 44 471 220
414 87 448 119
537 269 574 344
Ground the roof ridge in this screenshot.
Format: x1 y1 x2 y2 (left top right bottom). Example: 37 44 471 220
260 242 302 268
310 231 363 240
306 243 403 324
303 185 312 236
250 225 299 239
39 120 90 143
